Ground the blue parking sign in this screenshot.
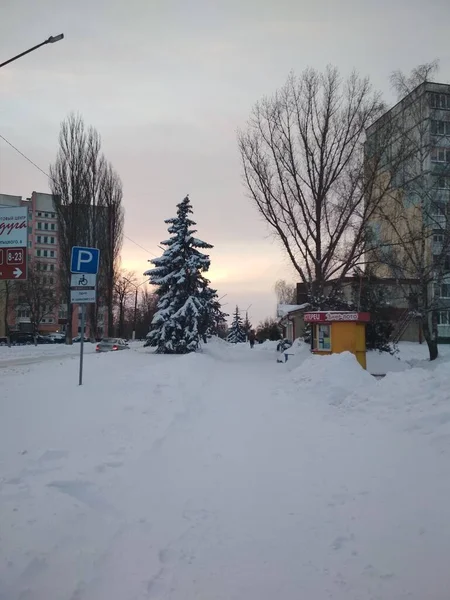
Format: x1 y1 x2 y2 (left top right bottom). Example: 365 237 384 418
71 246 100 274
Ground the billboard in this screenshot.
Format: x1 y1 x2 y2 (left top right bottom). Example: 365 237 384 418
0 206 28 248
0 206 28 281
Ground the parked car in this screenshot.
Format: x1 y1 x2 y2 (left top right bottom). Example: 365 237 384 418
48 333 65 344
73 335 90 343
36 335 54 344
0 336 8 346
96 338 129 352
10 333 34 345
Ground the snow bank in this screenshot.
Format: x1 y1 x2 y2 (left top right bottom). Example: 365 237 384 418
366 350 409 375
291 351 375 405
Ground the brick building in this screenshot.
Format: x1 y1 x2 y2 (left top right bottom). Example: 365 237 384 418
0 192 107 338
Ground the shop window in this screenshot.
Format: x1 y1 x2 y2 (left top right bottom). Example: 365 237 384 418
312 324 331 351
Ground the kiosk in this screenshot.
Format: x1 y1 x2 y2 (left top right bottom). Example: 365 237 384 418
304 311 370 369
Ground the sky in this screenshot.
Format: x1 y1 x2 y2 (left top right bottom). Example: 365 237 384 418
1 0 450 325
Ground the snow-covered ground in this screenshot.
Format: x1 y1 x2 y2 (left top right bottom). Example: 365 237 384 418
1 339 450 599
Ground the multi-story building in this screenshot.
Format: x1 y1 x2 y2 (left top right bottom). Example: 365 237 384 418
366 81 450 342
0 191 107 338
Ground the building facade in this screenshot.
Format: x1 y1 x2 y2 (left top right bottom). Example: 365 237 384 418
0 192 107 338
366 82 450 342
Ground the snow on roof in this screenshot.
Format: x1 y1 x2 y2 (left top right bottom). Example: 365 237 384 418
277 303 309 318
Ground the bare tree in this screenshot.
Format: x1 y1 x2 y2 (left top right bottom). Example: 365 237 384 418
17 262 57 344
49 113 89 344
238 66 397 302
114 271 136 338
274 279 297 305
99 164 124 336
50 113 124 342
370 60 449 360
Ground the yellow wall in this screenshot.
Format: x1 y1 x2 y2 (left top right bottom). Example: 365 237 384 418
313 322 367 369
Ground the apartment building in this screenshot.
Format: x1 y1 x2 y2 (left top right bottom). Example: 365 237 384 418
0 192 107 338
366 81 450 342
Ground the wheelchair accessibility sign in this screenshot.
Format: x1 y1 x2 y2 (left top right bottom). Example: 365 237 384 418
70 272 97 304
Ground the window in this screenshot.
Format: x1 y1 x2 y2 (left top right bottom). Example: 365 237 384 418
36 249 41 257
434 234 444 243
312 324 331 352
50 264 55 271
43 250 48 257
436 176 450 189
44 212 48 218
37 212 42 217
431 147 450 163
437 311 450 325
43 236 48 244
51 223 55 230
44 223 48 230
442 284 450 298
37 236 42 243
431 93 450 110
431 120 450 135
28 241 32 248
431 202 446 216
50 237 55 244
50 250 55 257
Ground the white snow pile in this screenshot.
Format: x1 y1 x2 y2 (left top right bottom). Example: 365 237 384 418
252 339 279 352
366 349 409 374
291 351 375 405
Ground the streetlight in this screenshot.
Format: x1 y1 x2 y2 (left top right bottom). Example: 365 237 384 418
243 304 252 341
124 277 150 341
0 34 64 69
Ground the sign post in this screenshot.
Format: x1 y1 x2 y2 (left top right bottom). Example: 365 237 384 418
79 305 86 386
0 207 28 281
70 246 100 386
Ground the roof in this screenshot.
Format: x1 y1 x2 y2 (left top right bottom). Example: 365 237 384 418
277 303 309 318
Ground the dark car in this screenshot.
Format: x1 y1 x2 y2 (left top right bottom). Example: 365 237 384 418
10 333 34 345
36 335 54 344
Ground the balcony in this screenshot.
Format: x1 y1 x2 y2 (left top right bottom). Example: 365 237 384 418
15 316 31 324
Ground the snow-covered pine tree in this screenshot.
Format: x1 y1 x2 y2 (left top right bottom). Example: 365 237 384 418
227 306 246 344
144 195 214 354
198 284 228 341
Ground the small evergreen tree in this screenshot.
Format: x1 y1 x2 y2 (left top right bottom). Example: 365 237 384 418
227 306 246 343
198 284 228 341
144 195 215 354
256 318 282 342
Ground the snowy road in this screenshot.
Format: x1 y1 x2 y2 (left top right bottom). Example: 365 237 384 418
1 340 450 599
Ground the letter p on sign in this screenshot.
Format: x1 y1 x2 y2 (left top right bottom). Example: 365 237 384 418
71 246 100 275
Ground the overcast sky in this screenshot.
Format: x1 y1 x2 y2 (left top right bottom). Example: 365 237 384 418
1 0 449 324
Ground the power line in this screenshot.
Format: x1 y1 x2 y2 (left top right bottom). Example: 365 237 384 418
0 131 161 259
124 235 158 258
0 133 52 180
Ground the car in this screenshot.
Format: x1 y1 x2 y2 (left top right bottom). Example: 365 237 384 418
10 333 34 345
95 338 129 352
36 335 54 344
73 335 89 343
48 333 65 344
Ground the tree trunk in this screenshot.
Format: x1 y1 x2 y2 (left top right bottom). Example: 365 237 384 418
422 313 438 361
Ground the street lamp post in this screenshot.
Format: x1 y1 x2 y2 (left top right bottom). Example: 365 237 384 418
124 278 150 341
0 34 64 69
